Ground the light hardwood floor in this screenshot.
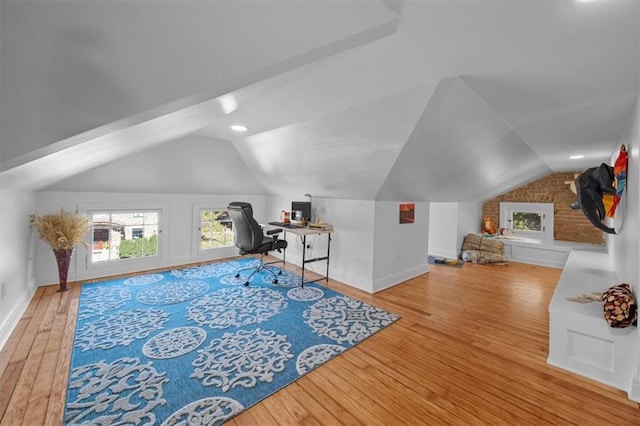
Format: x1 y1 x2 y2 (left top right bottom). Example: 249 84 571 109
1 258 639 425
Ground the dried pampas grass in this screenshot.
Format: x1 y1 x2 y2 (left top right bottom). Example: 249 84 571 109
30 209 91 250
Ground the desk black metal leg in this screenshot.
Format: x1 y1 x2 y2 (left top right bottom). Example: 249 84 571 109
301 234 306 288
326 233 331 283
283 230 287 266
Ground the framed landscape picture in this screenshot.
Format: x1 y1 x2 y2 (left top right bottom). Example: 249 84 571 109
399 203 415 224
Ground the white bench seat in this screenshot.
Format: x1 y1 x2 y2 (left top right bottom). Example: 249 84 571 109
497 236 604 268
548 249 637 393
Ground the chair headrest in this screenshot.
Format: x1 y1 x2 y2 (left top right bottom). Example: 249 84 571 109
228 201 253 216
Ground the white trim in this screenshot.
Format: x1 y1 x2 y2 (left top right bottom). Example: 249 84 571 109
630 375 640 402
428 248 459 259
500 202 554 240
329 268 373 293
372 264 429 293
0 283 36 350
192 203 236 258
77 202 170 275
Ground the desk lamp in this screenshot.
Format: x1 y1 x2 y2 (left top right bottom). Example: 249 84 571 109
304 193 313 223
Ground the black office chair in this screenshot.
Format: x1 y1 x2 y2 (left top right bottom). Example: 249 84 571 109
227 202 288 286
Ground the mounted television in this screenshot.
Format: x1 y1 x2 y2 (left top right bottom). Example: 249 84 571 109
291 201 311 222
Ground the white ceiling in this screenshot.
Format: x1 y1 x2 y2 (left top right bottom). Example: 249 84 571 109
1 0 638 201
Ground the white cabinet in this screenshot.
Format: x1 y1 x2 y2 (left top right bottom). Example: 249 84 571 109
548 250 638 394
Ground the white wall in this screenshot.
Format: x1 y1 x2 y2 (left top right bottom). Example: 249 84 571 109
44 134 268 196
457 201 481 250
634 6 640 401
428 201 481 259
372 201 429 293
428 202 458 258
33 191 426 296
0 190 37 349
267 197 429 293
614 96 640 400
33 191 268 286
610 98 639 286
267 195 376 292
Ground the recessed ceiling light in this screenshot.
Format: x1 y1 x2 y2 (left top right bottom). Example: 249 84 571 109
230 125 247 132
569 155 584 159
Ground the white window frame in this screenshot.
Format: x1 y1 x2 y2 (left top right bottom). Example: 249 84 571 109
499 202 554 240
192 203 238 258
79 203 168 271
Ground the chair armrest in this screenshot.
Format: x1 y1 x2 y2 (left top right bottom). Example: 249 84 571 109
266 228 283 236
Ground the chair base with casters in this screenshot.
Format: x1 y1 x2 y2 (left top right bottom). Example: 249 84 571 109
227 202 288 286
234 252 284 286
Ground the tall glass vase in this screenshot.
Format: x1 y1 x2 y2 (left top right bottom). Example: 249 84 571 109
53 248 74 292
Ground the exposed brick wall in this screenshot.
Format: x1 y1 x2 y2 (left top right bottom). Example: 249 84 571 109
482 172 605 245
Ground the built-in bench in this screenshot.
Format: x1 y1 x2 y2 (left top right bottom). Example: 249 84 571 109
497 236 603 268
548 249 638 393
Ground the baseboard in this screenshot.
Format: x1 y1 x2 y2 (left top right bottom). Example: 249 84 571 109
547 357 634 394
260 251 428 294
629 374 640 402
0 284 36 350
428 249 458 259
281 252 374 293
329 269 374 293
372 264 429 293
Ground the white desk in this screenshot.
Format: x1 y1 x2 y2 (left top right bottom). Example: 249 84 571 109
267 224 333 287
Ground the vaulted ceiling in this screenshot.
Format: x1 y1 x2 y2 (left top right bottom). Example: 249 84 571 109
1 0 638 202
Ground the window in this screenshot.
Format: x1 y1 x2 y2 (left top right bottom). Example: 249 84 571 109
199 209 234 250
499 202 554 240
90 210 160 263
512 212 543 232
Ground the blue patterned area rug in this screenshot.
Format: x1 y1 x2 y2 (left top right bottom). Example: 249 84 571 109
64 258 399 425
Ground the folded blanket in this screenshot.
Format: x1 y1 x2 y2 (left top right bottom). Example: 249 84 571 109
460 233 508 264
